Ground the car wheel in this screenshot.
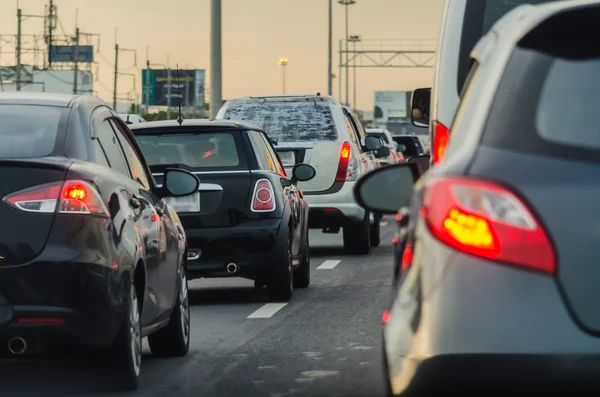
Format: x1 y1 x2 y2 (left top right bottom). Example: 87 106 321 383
148 266 191 357
370 214 381 247
343 211 371 255
109 281 142 391
267 235 293 302
293 232 310 289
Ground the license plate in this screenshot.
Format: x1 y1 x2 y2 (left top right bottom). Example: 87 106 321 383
163 192 200 213
277 151 296 166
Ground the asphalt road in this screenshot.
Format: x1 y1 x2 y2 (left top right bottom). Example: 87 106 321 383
0 218 397 397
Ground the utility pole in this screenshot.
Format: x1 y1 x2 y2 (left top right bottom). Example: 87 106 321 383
210 0 223 119
48 0 54 69
327 0 333 96
16 9 22 91
338 39 342 102
145 59 150 113
167 67 171 119
348 35 361 109
338 0 356 106
73 28 80 94
113 44 119 109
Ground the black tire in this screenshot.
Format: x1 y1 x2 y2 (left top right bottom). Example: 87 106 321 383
293 232 310 289
370 214 381 247
148 267 191 357
109 281 142 391
267 234 293 302
343 211 371 255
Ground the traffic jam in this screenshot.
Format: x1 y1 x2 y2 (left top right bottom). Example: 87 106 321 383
2 0 600 396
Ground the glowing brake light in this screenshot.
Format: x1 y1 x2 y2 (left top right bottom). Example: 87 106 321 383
422 177 555 274
401 242 413 270
335 141 351 182
4 180 109 217
432 121 450 165
251 179 276 212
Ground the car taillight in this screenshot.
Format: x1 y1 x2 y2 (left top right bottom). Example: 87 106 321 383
335 141 351 182
432 121 450 165
4 180 109 217
422 177 555 274
401 241 413 271
251 179 276 212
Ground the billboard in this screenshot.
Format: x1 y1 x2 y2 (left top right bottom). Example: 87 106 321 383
142 69 205 107
374 91 410 123
49 45 94 63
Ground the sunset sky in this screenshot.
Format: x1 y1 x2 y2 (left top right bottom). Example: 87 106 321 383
3 0 444 111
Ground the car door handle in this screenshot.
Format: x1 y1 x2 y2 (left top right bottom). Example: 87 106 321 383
129 197 141 209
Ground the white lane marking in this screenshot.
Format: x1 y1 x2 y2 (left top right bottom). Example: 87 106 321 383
247 303 287 319
381 221 389 226
317 259 341 270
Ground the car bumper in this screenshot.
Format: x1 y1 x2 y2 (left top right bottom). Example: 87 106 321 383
384 222 600 395
303 181 365 225
184 218 284 278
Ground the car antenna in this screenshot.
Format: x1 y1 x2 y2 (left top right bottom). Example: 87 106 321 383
176 64 183 126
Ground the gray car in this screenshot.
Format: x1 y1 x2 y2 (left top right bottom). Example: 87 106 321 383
356 1 600 395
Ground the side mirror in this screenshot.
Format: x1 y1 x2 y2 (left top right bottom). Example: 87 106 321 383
353 164 420 214
291 163 316 183
375 146 391 158
365 135 383 151
162 168 200 197
406 154 431 174
410 88 431 128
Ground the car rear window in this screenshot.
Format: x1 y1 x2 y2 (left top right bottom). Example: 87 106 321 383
135 131 246 170
221 99 337 143
0 105 64 158
458 0 560 93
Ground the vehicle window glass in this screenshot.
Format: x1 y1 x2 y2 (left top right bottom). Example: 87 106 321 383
345 115 361 147
458 0 560 93
135 131 245 171
0 105 66 158
350 114 368 142
460 60 480 100
260 133 287 176
247 131 276 171
93 139 110 167
483 46 600 163
92 109 131 177
110 119 151 189
221 99 338 142
368 132 388 144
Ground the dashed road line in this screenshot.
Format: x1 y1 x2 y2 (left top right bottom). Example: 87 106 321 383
317 259 341 270
247 303 288 319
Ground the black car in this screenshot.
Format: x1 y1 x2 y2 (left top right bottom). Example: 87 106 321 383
0 92 199 390
130 120 316 302
391 134 426 159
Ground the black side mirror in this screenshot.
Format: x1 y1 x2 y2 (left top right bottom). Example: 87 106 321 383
162 168 200 197
375 147 391 158
291 163 316 184
410 88 431 128
406 154 431 174
365 135 383 151
353 163 420 214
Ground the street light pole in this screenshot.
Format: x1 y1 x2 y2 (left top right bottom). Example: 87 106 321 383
278 58 289 94
338 0 355 106
327 0 333 96
348 35 361 110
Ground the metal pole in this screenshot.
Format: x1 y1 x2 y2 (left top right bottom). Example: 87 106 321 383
344 5 349 106
210 0 223 119
48 0 53 68
145 60 150 113
353 40 356 109
73 28 79 94
113 44 118 110
327 0 333 96
167 68 171 119
282 66 286 95
16 9 22 91
338 39 342 102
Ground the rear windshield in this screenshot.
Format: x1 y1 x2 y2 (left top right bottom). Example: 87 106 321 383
221 99 338 143
483 45 600 163
458 0 560 93
135 132 246 170
0 105 64 158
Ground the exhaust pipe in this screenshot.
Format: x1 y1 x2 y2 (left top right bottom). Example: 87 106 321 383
226 263 238 274
8 337 27 356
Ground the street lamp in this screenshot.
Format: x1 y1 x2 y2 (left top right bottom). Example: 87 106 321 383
348 35 361 110
338 0 356 106
278 57 290 94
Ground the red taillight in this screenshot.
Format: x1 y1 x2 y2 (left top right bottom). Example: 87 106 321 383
432 121 450 165
251 179 276 212
17 317 64 324
422 177 555 274
335 141 352 182
382 310 391 324
401 241 413 270
4 180 109 217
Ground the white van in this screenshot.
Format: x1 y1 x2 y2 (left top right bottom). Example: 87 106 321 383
216 95 388 254
411 0 563 165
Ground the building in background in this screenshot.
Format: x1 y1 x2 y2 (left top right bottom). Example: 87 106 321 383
0 65 93 94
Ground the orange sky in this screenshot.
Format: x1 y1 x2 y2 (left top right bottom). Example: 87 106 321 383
3 0 444 111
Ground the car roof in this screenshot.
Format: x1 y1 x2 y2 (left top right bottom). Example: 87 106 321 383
128 119 263 133
0 92 84 107
225 94 335 103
